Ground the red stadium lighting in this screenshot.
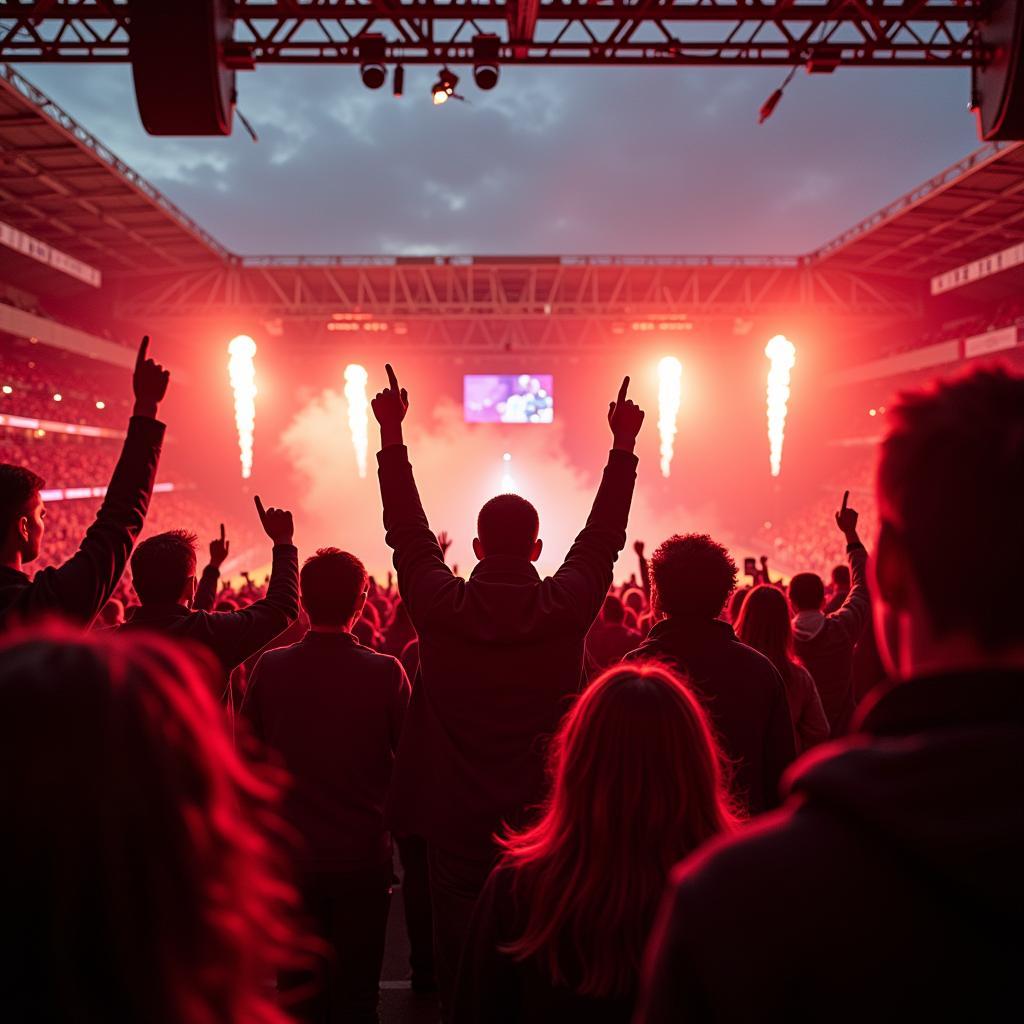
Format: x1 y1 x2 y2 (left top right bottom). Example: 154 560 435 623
52 393 62 402
95 401 105 410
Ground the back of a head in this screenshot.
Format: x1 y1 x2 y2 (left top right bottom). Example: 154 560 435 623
0 462 44 541
878 366 1024 652
728 586 751 624
476 493 539 558
650 533 738 619
501 661 737 997
0 625 304 1023
789 572 825 613
300 547 367 628
831 564 851 589
601 593 625 625
99 597 125 627
621 587 646 615
130 530 197 606
735 584 794 676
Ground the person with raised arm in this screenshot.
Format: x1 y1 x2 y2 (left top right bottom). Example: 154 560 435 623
372 363 644 1020
192 523 230 613
788 490 871 736
121 496 299 689
0 336 169 630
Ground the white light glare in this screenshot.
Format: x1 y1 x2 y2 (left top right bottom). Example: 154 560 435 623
765 334 796 478
228 335 257 479
657 356 683 478
344 363 370 478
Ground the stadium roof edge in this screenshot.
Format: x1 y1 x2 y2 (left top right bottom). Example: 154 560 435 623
0 63 234 268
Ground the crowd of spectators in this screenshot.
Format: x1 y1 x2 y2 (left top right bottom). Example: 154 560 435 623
0 344 1021 1024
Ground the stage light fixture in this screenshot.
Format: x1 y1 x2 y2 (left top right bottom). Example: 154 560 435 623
358 32 387 90
473 33 501 90
432 68 461 105
393 64 405 97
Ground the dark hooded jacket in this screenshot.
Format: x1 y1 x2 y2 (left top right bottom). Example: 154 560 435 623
636 669 1024 1023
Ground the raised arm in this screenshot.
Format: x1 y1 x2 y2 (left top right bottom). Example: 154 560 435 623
373 364 457 624
11 337 169 627
199 497 298 671
194 523 229 612
552 376 644 629
635 539 651 600
831 490 870 644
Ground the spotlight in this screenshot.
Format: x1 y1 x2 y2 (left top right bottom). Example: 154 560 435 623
95 401 105 410
432 68 461 105
473 33 500 90
53 393 62 402
358 32 387 90
393 64 405 97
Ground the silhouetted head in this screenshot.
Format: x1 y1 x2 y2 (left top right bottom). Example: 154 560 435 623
789 572 825 613
500 662 738 997
601 594 625 625
98 597 125 628
0 624 308 1022
727 585 751 623
875 367 1024 674
0 463 46 565
474 493 542 561
831 564 851 590
300 547 368 630
650 533 737 619
621 587 646 615
735 584 797 681
130 530 198 607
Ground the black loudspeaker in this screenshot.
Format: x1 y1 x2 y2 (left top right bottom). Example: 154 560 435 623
974 0 1024 140
129 0 236 136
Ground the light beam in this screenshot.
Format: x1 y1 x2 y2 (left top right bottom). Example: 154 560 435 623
765 334 796 477
657 356 683 478
227 335 257 479
344 363 369 478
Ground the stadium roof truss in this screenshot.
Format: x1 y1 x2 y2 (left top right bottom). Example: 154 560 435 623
0 0 983 69
0 63 228 278
0 63 1023 347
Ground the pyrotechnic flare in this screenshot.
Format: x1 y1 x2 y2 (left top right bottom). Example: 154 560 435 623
658 356 683 478
227 335 257 479
765 334 796 477
344 363 370 478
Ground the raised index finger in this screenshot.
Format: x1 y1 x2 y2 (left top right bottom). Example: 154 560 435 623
136 335 149 370
254 495 267 523
616 376 630 405
219 523 226 543
841 490 850 512
385 363 399 392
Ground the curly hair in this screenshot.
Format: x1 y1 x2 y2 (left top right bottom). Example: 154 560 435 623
650 533 738 619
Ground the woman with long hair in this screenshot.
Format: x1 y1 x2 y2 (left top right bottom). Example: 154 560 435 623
0 624 311 1024
735 584 830 752
452 661 740 1023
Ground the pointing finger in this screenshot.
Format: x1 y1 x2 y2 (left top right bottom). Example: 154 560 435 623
254 495 267 523
136 335 149 370
841 490 850 513
219 523 225 543
385 363 399 392
616 376 630 405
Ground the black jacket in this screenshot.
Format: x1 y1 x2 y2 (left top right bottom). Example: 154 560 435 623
0 416 164 630
453 863 634 1024
636 669 1024 1023
792 542 871 735
120 543 299 676
243 631 410 873
626 616 795 814
378 444 638 855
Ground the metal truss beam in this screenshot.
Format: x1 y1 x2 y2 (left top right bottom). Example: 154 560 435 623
111 258 922 347
0 1 982 68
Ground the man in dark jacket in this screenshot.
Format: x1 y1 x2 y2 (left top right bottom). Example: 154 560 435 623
121 496 298 690
637 367 1024 1023
371 364 644 1018
790 492 871 736
243 547 410 1023
626 533 795 814
0 337 169 630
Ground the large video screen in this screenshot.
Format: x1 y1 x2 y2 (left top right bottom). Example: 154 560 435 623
464 374 554 424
